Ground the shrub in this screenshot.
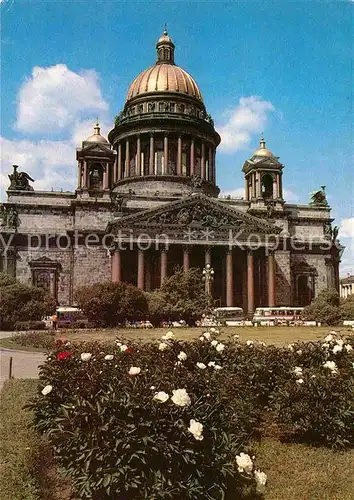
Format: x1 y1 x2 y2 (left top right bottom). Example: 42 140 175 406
303 288 341 325
14 320 46 331
13 331 55 350
74 281 148 327
340 294 354 320
270 335 354 448
0 273 56 330
28 334 266 499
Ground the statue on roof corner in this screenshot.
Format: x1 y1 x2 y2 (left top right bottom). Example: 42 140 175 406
309 185 328 207
8 165 34 191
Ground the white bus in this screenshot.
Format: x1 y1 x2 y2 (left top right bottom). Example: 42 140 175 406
213 307 246 326
252 307 304 325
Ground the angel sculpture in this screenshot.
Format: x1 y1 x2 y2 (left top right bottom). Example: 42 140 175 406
309 185 328 206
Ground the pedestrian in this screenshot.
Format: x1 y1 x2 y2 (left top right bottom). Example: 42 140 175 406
52 313 58 331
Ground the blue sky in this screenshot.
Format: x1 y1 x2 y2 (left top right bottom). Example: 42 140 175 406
0 0 353 273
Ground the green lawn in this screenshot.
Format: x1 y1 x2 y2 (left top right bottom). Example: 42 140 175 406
0 325 351 352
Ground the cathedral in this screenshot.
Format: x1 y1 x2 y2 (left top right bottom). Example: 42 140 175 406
0 30 341 312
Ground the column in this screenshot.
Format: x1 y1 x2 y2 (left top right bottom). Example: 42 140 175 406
125 139 130 178
201 142 205 180
226 249 233 307
160 249 168 286
77 162 82 189
149 134 154 175
137 250 145 290
212 149 216 184
111 250 121 283
103 163 109 190
177 135 182 175
252 173 256 198
245 176 249 201
208 147 213 183
256 172 261 197
190 138 195 176
83 161 88 189
136 135 141 176
273 177 277 199
117 142 122 181
113 155 118 184
205 247 211 266
268 252 276 307
276 175 280 199
183 246 190 272
247 251 255 314
164 134 169 175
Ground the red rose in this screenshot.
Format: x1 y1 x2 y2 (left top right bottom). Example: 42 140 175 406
125 348 132 354
57 351 73 360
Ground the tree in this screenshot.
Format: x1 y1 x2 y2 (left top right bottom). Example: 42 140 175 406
340 294 354 320
157 267 210 325
0 272 56 330
74 281 148 327
303 288 341 325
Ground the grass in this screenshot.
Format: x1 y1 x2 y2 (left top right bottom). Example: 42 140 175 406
0 379 72 500
0 379 41 500
0 325 352 352
253 438 354 500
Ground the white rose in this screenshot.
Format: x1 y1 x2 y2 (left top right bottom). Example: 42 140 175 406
104 354 114 361
128 366 141 375
345 344 353 352
153 391 169 403
41 384 53 396
216 343 225 353
211 340 218 346
336 339 344 347
208 361 216 367
214 364 222 370
296 350 302 355
120 345 128 352
81 353 92 361
322 343 329 349
150 386 156 390
199 336 205 341
196 362 207 369
171 388 191 407
287 343 294 351
333 345 342 354
254 470 267 494
234 334 240 339
323 360 337 372
294 366 303 377
325 334 333 342
162 331 174 340
203 332 211 340
177 351 187 361
158 342 168 351
115 340 122 346
236 452 253 474
210 328 216 333
296 378 304 385
246 340 254 346
188 419 203 441
214 329 220 334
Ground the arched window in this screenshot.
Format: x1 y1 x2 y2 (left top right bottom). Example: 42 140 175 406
261 173 273 198
89 163 103 190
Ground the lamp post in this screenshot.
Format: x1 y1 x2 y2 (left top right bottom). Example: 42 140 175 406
202 263 214 306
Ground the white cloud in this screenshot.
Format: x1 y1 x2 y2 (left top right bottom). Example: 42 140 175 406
219 187 245 199
15 64 108 134
340 218 354 238
217 96 275 153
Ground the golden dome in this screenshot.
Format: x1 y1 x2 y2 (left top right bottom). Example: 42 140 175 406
126 29 203 102
127 64 203 101
253 137 273 157
85 121 109 144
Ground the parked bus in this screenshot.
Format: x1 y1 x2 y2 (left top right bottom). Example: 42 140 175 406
252 307 304 325
56 307 88 328
213 307 246 326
